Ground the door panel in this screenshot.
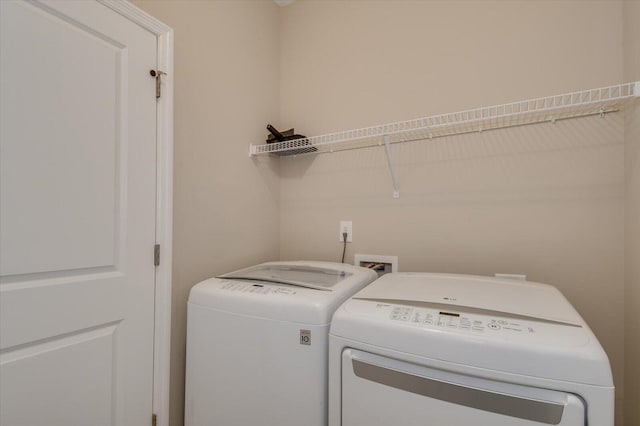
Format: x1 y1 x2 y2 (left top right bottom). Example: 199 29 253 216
0 0 122 276
1 324 117 426
0 1 157 425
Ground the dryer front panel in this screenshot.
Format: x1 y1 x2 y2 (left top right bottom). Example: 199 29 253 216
341 349 585 426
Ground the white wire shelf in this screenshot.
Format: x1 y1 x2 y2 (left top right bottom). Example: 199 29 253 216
249 81 640 157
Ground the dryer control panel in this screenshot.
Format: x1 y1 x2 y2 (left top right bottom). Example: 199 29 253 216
390 305 536 335
331 274 612 390
341 299 590 347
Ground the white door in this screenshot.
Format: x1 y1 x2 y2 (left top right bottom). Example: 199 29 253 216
0 1 158 425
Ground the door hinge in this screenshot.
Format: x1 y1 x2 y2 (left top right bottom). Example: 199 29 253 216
150 69 167 99
154 244 160 266
152 413 157 426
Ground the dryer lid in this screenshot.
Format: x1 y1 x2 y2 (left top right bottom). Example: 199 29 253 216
352 273 583 326
218 264 352 291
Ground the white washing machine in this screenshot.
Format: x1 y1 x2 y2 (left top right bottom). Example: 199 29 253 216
329 273 614 426
185 261 377 426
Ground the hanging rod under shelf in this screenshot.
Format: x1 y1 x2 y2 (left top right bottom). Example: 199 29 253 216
249 81 640 157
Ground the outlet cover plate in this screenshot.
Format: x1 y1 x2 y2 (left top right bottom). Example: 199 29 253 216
339 221 353 242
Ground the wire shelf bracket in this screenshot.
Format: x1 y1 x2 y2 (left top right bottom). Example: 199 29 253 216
249 81 640 197
382 133 400 198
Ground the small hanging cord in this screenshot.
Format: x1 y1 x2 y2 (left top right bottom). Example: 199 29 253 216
341 232 348 263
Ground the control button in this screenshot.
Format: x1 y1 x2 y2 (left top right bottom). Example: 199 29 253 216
488 323 501 330
498 320 508 325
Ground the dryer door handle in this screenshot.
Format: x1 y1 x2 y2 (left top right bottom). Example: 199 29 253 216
352 358 566 424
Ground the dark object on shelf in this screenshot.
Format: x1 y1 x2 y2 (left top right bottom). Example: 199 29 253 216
266 124 317 156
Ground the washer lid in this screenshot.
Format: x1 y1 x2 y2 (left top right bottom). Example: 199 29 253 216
189 261 378 325
218 264 353 291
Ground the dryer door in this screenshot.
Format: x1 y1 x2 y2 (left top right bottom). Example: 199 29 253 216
341 349 585 426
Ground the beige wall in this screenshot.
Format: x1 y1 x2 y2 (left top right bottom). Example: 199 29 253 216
624 1 640 425
130 1 637 425
132 1 281 425
279 1 626 423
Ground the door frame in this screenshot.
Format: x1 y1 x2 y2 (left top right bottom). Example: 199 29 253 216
96 2 173 426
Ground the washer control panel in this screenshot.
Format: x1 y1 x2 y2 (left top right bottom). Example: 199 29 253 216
220 280 297 296
389 305 536 335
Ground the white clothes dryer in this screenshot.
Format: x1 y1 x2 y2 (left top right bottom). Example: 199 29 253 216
329 272 614 426
185 261 377 426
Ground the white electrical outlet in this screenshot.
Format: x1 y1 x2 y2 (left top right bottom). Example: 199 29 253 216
339 221 353 242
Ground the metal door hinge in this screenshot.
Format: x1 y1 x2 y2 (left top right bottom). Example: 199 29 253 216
152 413 157 426
154 244 160 266
150 69 167 99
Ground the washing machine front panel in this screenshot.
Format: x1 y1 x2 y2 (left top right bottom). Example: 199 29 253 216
185 304 329 426
185 261 378 426
341 349 586 426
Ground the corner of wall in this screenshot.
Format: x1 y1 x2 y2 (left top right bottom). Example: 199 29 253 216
623 1 640 425
130 2 283 425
